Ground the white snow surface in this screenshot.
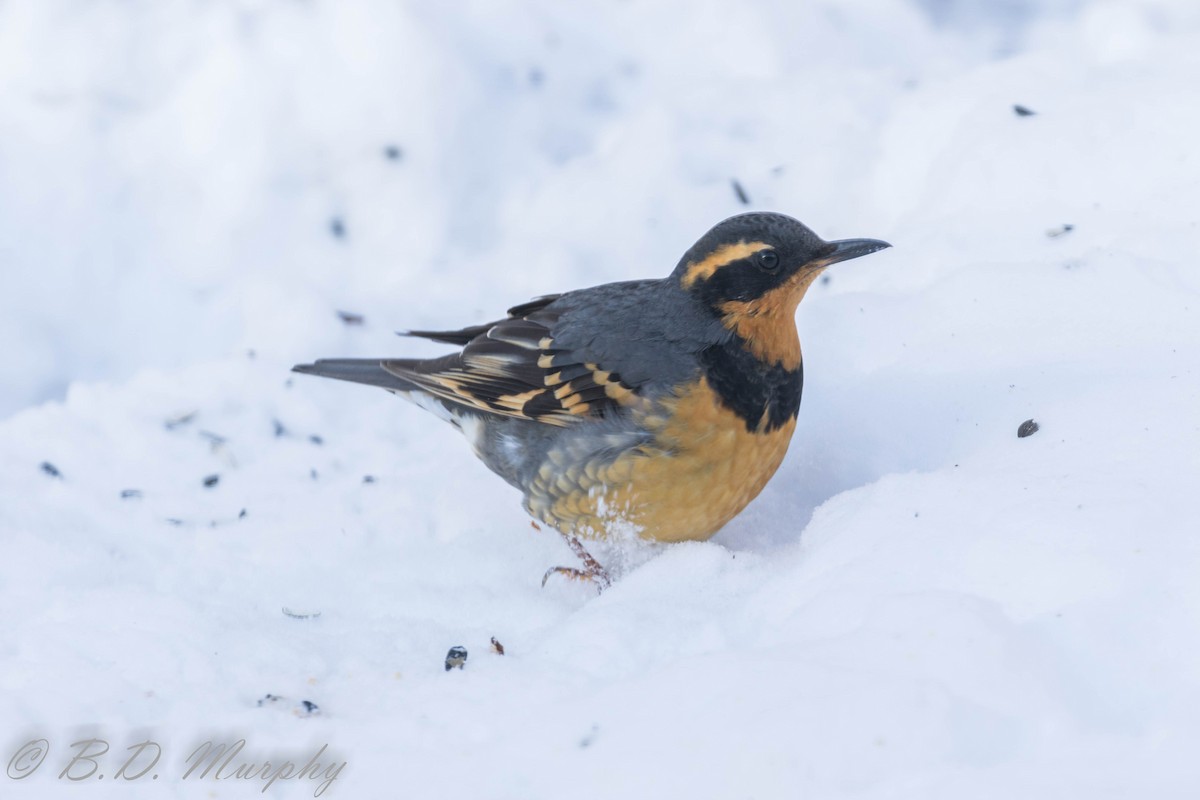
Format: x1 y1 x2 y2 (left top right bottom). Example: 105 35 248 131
3 1 1200 797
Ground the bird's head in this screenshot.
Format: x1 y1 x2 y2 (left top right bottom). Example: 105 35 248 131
672 212 890 367
674 212 889 310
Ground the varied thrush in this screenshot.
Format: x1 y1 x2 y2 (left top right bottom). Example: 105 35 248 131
294 212 889 587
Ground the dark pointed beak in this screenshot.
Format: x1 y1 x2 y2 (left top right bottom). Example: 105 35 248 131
814 238 892 267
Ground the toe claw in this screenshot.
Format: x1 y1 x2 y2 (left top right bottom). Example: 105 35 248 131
536 532 612 591
541 565 610 591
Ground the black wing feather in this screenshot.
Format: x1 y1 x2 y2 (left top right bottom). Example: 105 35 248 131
401 294 563 346
378 296 642 426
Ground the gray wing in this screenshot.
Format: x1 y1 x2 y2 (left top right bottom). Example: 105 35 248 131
295 286 687 428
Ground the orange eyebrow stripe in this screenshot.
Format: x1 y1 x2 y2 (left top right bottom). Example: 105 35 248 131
681 241 771 288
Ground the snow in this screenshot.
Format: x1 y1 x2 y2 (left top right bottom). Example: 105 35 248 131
2 0 1200 797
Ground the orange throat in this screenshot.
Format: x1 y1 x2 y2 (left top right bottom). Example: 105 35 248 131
717 267 824 370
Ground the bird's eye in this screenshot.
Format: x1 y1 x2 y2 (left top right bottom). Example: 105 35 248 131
757 250 780 272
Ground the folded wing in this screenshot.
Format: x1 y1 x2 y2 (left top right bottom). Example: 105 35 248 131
389 296 641 427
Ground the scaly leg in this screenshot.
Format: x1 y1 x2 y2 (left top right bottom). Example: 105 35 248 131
541 533 612 591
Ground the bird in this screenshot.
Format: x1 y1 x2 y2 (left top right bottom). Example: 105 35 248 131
293 212 889 587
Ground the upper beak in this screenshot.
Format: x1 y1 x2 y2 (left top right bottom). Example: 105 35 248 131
814 238 892 266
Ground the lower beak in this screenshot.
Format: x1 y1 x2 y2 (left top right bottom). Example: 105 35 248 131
815 238 892 266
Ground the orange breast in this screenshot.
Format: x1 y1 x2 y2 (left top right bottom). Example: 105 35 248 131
527 378 797 542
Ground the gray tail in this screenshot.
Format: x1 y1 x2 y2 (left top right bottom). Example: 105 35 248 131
292 359 417 392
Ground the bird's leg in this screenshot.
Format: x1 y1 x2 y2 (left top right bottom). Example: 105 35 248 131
541 533 612 591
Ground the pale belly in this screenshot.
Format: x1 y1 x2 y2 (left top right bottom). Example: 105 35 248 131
525 379 797 542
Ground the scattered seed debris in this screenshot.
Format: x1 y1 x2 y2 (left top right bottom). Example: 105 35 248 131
1046 223 1075 238
490 637 505 656
120 489 143 499
362 474 376 484
256 694 320 717
166 518 184 526
579 724 599 748
530 520 541 531
1013 104 1036 117
201 432 236 466
165 410 198 430
309 434 324 446
336 310 364 326
820 274 832 286
310 468 319 481
529 67 544 87
1018 419 1040 438
199 430 226 447
330 217 346 239
40 461 61 478
238 508 247 519
202 474 220 488
383 144 403 161
283 608 322 620
445 646 468 671
731 178 750 205
272 418 288 437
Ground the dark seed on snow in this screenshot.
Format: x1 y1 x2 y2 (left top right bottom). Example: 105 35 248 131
1018 419 1040 438
445 646 468 671
120 489 143 499
1013 104 1036 117
40 462 61 478
731 178 750 205
579 724 599 748
164 411 197 430
282 608 322 620
202 474 220 488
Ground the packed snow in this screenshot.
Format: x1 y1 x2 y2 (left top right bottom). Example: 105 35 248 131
2 1 1199 797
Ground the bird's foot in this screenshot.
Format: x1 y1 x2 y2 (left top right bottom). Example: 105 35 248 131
541 536 612 591
541 564 611 590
